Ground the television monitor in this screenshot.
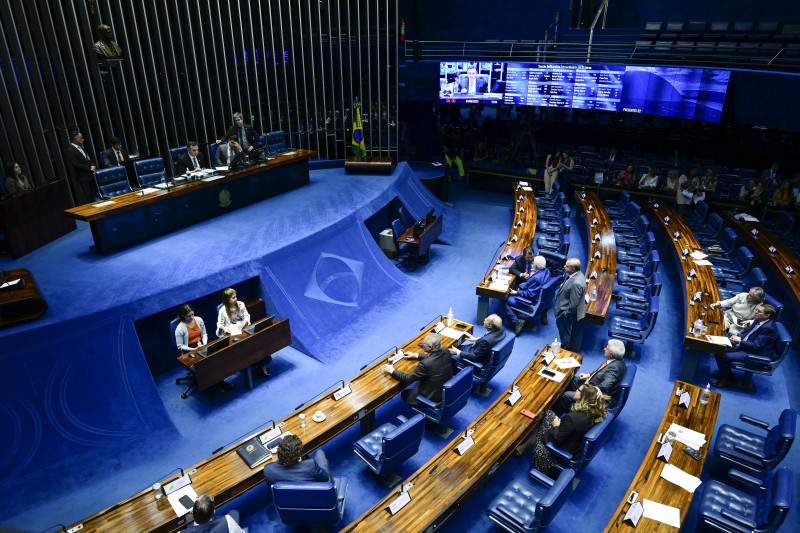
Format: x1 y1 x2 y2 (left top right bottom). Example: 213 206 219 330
439 61 505 103
228 150 249 170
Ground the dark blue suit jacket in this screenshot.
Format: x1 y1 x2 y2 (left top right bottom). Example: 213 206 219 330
459 328 506 365
732 319 778 355
516 268 552 301
263 449 333 485
509 256 534 277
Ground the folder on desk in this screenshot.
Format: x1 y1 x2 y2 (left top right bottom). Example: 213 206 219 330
237 438 272 468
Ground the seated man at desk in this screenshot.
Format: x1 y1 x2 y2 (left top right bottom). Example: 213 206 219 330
713 304 778 388
101 136 130 168
552 339 627 415
448 314 506 364
263 434 333 485
176 141 207 174
504 254 552 333
710 287 765 335
191 494 245 533
509 247 536 280
381 332 452 408
455 65 488 94
216 135 243 166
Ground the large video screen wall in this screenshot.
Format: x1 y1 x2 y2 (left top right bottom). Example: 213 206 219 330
439 61 731 122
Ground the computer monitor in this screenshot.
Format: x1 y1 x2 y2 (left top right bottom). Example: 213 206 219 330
228 150 248 170
244 317 275 335
199 337 228 357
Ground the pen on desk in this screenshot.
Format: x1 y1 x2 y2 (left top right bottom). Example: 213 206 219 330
429 464 439 476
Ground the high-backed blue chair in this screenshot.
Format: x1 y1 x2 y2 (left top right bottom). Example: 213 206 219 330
95 166 132 198
608 365 636 417
209 143 218 166
614 273 662 316
697 468 792 533
539 201 569 222
616 232 655 268
712 246 754 283
537 215 570 236
718 268 767 300
609 297 658 356
510 274 564 326
272 477 348 527
706 227 739 263
610 202 642 230
134 158 167 187
537 230 569 255
616 251 659 290
764 210 797 236
685 200 710 228
169 146 187 176
353 414 425 478
547 413 616 480
486 468 575 533
763 292 785 322
456 332 515 396
267 130 288 153
535 181 560 205
604 190 630 217
615 216 650 248
392 218 418 270
398 206 415 230
537 192 564 217
410 366 473 438
695 212 725 242
713 409 796 474
730 322 792 387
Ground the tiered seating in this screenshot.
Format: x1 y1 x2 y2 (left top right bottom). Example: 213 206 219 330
455 332 516 396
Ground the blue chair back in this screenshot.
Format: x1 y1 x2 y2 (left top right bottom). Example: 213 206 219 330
134 158 166 187
609 365 636 417
632 215 650 235
731 322 792 378
486 469 575 533
550 413 616 476
719 227 738 254
382 414 425 467
771 210 796 236
210 143 218 166
765 410 797 469
537 469 576 527
95 166 131 198
623 201 641 222
735 247 755 273
474 333 515 388
704 212 724 235
763 292 784 321
537 274 563 312
255 134 267 148
272 478 347 526
267 130 288 153
616 190 631 209
690 201 709 224
169 318 180 352
399 206 415 230
761 468 793 530
643 297 659 336
413 366 473 425
169 146 187 176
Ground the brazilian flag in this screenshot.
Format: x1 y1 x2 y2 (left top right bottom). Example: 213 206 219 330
351 100 367 157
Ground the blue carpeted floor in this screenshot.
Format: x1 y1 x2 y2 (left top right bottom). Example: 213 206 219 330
2 165 798 532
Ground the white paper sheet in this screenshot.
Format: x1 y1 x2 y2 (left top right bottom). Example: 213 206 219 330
166 485 197 517
706 335 732 347
438 326 465 340
553 356 581 369
141 187 160 194
666 423 707 449
0 278 22 289
282 151 296 155
689 251 708 260
215 166 229 171
660 464 703 493
693 260 714 266
92 200 115 207
489 280 510 291
537 367 566 382
642 499 681 528
521 186 533 191
519 181 529 186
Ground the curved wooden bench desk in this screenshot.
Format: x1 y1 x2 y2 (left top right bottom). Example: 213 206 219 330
574 190 616 325
0 269 48 328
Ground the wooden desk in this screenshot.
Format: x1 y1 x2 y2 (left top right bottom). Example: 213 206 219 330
1 180 76 258
342 345 581 533
644 202 725 380
574 190 616 325
177 316 290 394
722 212 800 343
603 381 720 532
66 316 473 533
397 215 444 269
64 150 314 254
475 182 538 321
0 269 48 328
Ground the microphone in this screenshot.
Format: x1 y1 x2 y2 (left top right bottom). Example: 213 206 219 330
360 346 399 371
38 525 67 533
419 314 445 332
484 241 507 284
212 420 277 455
294 380 345 411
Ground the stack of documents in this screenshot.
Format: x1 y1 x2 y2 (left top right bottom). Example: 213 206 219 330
706 335 732 346
437 326 465 340
642 499 681 527
689 251 707 260
666 423 707 449
660 464 703 493
553 357 581 369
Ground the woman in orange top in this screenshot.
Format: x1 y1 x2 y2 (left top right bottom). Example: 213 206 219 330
175 304 208 353
772 181 794 208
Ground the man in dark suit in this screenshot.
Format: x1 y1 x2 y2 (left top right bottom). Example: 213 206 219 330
100 136 130 168
760 161 782 185
553 339 627 414
509 247 536 279
456 66 488 94
381 332 453 408
505 254 552 333
190 494 245 533
713 304 779 388
64 130 97 205
263 434 333 485
555 257 586 351
449 314 506 365
216 112 260 152
176 141 207 174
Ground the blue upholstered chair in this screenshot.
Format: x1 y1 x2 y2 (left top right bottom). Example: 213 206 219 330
763 292 785 322
169 146 187 176
610 202 642 230
694 212 724 242
537 215 570 236
353 414 425 477
486 468 575 533
713 409 796 473
539 201 569 222
614 273 662 316
134 158 167 187
535 180 560 205
604 190 630 217
684 200 710 229
718 268 767 301
616 232 655 269
95 166 132 198
398 206 415 231
546 413 616 478
712 247 754 285
537 231 569 255
697 468 792 533
730 322 792 386
392 218 417 270
510 274 563 326
410 366 473 437
706 227 739 263
255 134 266 149
763 210 796 236
615 216 650 248
455 332 515 396
607 365 636 417
609 297 658 355
271 477 348 527
616 251 659 290
267 131 289 153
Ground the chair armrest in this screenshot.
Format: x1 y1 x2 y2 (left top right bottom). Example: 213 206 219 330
719 510 758 529
515 297 533 306
727 469 764 488
415 396 438 410
528 468 555 488
619 323 641 331
744 354 773 365
395 415 408 424
458 358 483 370
732 445 767 461
493 503 535 528
739 414 770 431
544 442 573 461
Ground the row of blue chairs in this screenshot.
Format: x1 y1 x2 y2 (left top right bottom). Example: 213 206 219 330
535 182 571 255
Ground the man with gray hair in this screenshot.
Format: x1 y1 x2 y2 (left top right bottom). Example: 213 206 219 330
190 494 245 532
449 313 506 365
555 257 586 350
504 255 552 335
216 112 260 151
710 287 766 335
381 332 453 407
552 339 627 415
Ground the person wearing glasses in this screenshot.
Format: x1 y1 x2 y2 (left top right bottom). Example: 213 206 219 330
381 332 452 408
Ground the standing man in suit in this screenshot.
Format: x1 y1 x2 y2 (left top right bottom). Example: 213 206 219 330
262 434 333 485
449 314 506 365
509 247 536 279
456 65 488 94
555 257 586 351
64 130 96 205
505 255 552 333
553 339 627 414
176 141 207 174
100 136 130 168
713 304 779 388
216 112 260 152
381 332 452 408
190 494 245 533
216 135 242 166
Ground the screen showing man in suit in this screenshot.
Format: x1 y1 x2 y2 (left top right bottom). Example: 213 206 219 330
457 66 488 94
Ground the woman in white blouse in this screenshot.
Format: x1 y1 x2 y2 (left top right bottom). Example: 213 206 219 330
217 288 250 337
638 167 660 190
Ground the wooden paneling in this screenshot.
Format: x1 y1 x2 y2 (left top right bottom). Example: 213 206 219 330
574 190 616 324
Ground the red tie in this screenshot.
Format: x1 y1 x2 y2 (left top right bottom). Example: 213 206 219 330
117 150 123 163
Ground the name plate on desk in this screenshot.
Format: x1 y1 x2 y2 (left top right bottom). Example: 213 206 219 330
786 266 794 275
542 350 555 365
591 217 599 226
769 246 777 253
751 228 758 236
594 234 600 242
388 354 403 364
261 426 283 444
587 204 593 211
678 391 691 408
624 501 644 527
653 203 660 209
589 270 598 279
673 231 680 239
333 385 352 401
455 436 475 455
657 441 673 462
388 491 411 515
507 388 522 405
688 268 697 278
664 216 670 223
593 251 601 259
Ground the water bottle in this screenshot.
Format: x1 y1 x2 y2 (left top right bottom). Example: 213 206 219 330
590 286 598 302
552 338 561 355
699 383 711 405
692 319 703 335
447 307 454 327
